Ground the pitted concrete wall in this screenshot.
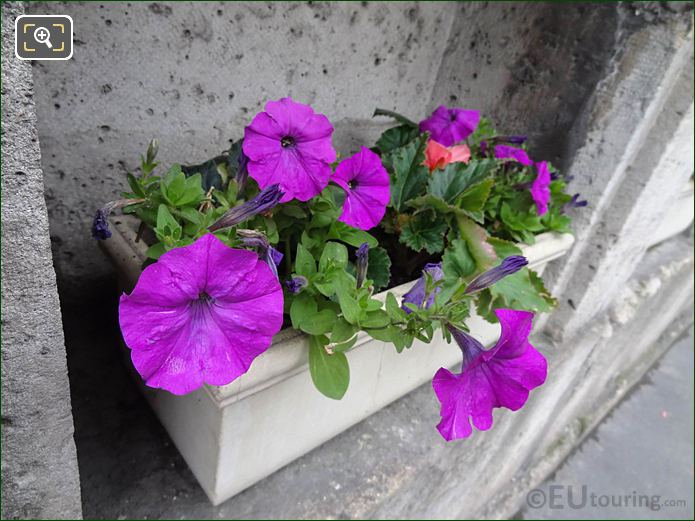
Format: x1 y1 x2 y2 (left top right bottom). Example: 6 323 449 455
1 2 83 518
26 1 688 299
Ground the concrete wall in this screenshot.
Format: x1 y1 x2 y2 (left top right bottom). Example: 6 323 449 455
1 2 82 518
27 1 690 299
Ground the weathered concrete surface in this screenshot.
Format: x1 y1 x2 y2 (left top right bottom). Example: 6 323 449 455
26 0 456 296
66 232 692 519
543 10 694 340
0 2 83 519
520 326 693 520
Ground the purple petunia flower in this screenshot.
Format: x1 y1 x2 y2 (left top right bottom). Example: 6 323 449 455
401 262 444 313
332 147 390 231
119 234 284 395
243 97 336 202
419 105 480 147
285 276 308 294
432 309 547 441
494 145 533 166
464 256 528 294
355 242 369 289
531 161 552 216
209 184 283 232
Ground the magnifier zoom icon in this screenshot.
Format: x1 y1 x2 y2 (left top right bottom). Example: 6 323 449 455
34 26 52 49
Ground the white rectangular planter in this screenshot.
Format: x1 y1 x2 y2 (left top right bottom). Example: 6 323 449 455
650 178 694 247
101 217 574 505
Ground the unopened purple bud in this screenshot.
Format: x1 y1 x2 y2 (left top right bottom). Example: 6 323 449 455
91 198 145 241
447 324 484 366
269 246 284 266
209 183 283 232
464 256 528 294
480 141 488 156
285 276 308 294
237 148 249 192
356 242 369 289
92 209 112 240
237 229 281 279
401 262 444 313
562 193 588 213
501 135 527 145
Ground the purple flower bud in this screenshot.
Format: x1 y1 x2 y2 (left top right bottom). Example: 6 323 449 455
209 184 283 232
447 324 484 366
285 276 308 294
92 209 112 240
480 141 488 156
401 262 444 313
562 193 588 213
91 198 145 241
237 148 249 192
356 242 369 289
495 135 527 145
237 229 282 279
464 256 528 294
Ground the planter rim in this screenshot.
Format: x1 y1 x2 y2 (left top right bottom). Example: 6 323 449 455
102 216 574 409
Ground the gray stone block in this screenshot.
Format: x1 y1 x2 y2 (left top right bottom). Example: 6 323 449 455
1 2 82 518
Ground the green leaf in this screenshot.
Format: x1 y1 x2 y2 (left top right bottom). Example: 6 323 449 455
457 178 494 223
299 308 338 335
326 222 378 248
384 134 429 211
331 318 359 343
487 268 556 318
375 125 420 154
295 243 317 279
127 173 146 198
309 335 350 400
289 292 315 330
429 160 495 203
372 108 417 127
367 246 391 291
442 239 476 281
181 155 227 192
333 272 363 324
145 241 166 260
161 164 186 206
487 236 523 257
385 292 407 322
400 214 448 254
455 214 497 272
319 242 348 272
361 309 390 328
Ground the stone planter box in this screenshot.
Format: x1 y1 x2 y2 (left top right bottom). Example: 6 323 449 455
100 216 574 505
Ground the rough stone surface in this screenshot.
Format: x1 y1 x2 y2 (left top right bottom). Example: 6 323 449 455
66 232 692 519
0 2 83 519
543 11 694 340
519 326 693 520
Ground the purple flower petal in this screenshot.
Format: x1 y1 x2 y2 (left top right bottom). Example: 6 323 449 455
494 145 533 166
531 161 551 216
464 256 528 294
332 147 390 230
243 97 336 202
432 309 547 441
419 105 480 146
119 234 284 395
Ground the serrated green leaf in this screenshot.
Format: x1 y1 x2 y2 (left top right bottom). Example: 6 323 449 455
457 177 494 223
442 239 476 281
429 160 495 203
384 134 429 211
400 214 448 254
308 335 350 400
367 246 391 291
375 125 420 154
